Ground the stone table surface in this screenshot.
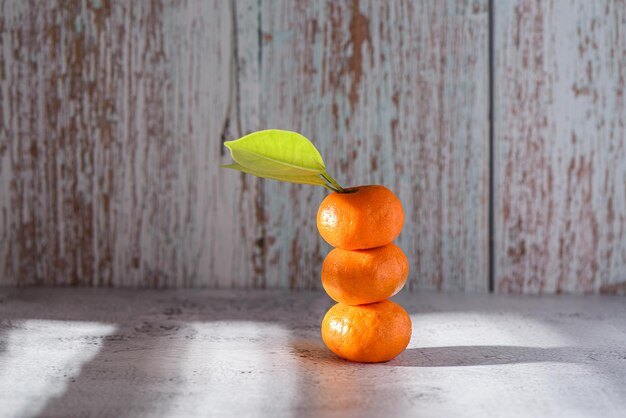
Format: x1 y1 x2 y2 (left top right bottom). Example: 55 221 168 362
0 289 625 418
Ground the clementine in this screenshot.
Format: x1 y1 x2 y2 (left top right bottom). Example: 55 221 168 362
316 185 404 250
321 300 412 363
322 243 409 305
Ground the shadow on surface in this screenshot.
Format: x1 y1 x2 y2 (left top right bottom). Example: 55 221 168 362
38 321 181 418
0 288 624 417
0 289 189 418
387 345 578 367
0 288 331 418
289 342 579 368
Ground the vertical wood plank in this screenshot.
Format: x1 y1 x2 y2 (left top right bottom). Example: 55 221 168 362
205 0 263 288
494 0 626 294
259 0 490 290
0 0 261 287
229 0 264 287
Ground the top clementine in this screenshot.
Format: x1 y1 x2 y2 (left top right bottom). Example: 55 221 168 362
316 185 404 250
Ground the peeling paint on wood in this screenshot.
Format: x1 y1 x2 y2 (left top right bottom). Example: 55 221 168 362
0 0 489 290
15 0 626 294
494 0 626 294
0 0 262 287
259 0 490 291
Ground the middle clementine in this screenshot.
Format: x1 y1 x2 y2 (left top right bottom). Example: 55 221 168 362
322 243 409 305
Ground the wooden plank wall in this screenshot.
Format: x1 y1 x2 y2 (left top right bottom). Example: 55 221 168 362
0 0 263 288
258 0 489 291
0 0 489 290
1 0 624 294
494 0 626 294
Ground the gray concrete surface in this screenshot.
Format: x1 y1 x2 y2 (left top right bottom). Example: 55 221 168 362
0 289 625 418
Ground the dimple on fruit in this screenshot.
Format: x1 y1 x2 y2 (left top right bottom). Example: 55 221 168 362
222 129 411 363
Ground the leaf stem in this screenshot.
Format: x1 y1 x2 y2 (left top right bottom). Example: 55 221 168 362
321 172 346 193
317 174 342 193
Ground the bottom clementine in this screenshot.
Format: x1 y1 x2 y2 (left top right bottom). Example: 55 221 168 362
321 300 412 363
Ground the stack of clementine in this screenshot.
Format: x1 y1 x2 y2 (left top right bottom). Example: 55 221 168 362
317 185 412 363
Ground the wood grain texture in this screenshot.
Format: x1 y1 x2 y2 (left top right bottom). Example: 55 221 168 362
1 0 488 290
494 0 626 294
259 0 490 290
0 0 262 287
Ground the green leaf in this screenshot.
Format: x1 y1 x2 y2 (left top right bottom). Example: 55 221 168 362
222 129 345 192
221 163 329 187
224 129 326 175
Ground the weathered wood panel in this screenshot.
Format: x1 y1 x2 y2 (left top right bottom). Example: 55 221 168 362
1 0 489 290
259 0 490 290
494 0 626 293
0 0 262 287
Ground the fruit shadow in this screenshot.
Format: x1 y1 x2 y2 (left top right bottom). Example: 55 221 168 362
384 345 579 367
285 340 585 416
285 293 626 413
289 343 580 368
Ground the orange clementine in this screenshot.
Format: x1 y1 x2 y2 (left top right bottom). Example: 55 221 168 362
321 300 412 363
316 185 404 250
322 243 409 305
